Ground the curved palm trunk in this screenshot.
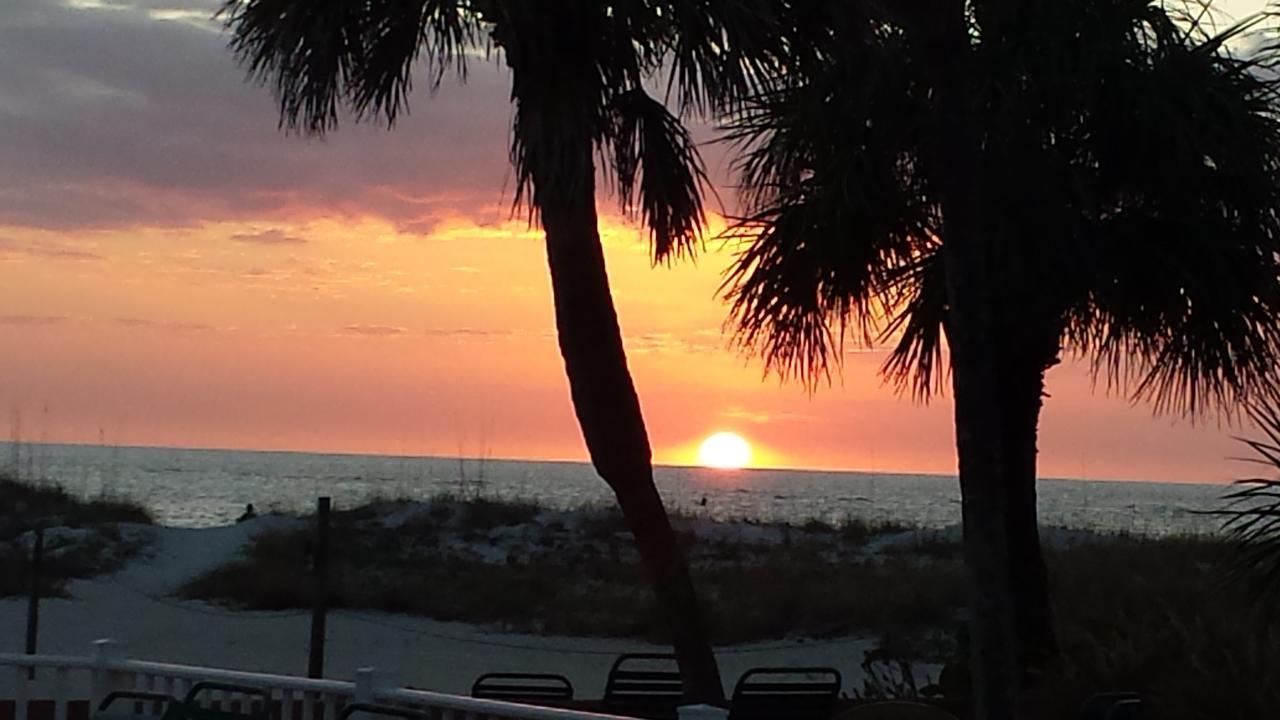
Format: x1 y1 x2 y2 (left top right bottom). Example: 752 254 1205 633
534 136 724 706
999 354 1059 674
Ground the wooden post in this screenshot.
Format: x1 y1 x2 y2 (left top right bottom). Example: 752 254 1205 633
25 527 43 679
307 497 331 679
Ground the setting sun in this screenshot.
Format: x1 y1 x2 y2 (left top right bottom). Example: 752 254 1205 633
697 431 753 470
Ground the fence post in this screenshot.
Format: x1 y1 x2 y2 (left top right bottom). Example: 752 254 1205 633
353 668 396 704
25 527 43 679
91 639 126 710
308 497 331 679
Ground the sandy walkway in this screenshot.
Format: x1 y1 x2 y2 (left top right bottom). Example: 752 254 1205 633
1 518 879 698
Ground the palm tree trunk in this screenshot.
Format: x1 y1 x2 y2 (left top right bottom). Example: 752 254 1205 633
924 4 1020 718
999 355 1058 675
535 136 725 706
941 242 1021 720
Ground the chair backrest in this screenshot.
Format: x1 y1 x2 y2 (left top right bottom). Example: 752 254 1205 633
95 691 183 720
603 653 684 720
831 701 960 720
1079 692 1143 720
337 704 431 720
728 667 842 720
181 682 270 720
1103 699 1143 720
471 673 575 703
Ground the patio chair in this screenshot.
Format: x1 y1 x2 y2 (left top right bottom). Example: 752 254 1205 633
831 701 960 720
337 704 430 720
94 691 184 720
727 667 841 720
1079 692 1143 720
471 673 574 703
181 682 270 720
603 653 684 720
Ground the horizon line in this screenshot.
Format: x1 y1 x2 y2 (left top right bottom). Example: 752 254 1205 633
0 437 1229 487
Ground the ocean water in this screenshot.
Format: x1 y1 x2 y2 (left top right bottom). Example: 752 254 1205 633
1 441 1232 536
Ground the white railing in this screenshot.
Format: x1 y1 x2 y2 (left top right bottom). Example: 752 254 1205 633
0 640 644 720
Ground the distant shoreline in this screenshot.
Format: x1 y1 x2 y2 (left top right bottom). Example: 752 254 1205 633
0 438 1228 486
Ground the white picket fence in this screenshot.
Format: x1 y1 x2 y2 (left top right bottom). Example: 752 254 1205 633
0 640 661 720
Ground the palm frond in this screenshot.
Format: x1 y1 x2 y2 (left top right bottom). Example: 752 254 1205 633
1059 3 1280 416
661 0 791 114
1219 399 1280 612
606 88 710 263
880 250 948 400
218 0 475 134
219 0 366 133
348 0 477 126
719 19 936 387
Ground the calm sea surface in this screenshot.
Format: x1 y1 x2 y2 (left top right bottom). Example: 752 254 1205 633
1 441 1233 535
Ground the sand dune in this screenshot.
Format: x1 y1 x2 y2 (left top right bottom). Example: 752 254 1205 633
1 516 880 698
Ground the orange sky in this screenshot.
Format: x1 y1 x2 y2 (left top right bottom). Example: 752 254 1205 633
0 0 1270 483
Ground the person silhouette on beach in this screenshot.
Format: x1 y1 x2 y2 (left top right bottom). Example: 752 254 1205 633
236 503 256 523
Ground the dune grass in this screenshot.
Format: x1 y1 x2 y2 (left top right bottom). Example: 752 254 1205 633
0 473 154 597
179 495 1277 715
180 496 954 643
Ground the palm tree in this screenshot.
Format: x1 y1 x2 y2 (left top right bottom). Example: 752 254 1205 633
723 2 1280 717
215 0 779 703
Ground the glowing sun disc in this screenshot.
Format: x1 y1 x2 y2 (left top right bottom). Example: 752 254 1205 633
698 432 752 470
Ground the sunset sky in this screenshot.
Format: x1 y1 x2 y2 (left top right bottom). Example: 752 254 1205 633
0 0 1272 483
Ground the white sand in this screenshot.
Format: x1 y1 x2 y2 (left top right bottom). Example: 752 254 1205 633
1 517 880 698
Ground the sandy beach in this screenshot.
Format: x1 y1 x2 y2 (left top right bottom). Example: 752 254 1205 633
1 516 880 698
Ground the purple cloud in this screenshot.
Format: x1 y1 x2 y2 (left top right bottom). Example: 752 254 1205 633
0 0 515 231
231 229 307 246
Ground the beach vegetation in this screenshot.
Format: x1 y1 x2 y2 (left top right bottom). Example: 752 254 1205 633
458 497 543 532
0 473 154 597
179 497 967 641
178 496 1249 687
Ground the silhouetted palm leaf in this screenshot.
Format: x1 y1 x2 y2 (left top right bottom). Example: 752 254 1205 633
218 0 784 262
720 14 937 385
608 88 709 262
1223 400 1280 610
722 1 1280 412
219 0 476 133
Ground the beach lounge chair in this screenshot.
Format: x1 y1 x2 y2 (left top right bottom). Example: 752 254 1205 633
603 653 684 720
94 691 184 720
831 701 960 720
727 667 841 720
1079 692 1143 720
337 704 430 720
180 682 270 720
470 673 574 704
